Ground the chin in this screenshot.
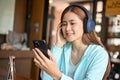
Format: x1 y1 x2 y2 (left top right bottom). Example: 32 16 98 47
66 39 74 42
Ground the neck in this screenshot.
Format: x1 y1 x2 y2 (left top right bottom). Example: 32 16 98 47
71 40 88 65
72 40 87 52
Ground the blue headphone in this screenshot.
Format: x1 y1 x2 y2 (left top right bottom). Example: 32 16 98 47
70 4 95 33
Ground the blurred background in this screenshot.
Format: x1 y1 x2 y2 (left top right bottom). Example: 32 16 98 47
0 0 120 80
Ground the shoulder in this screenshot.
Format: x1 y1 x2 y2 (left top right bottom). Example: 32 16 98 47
86 44 108 60
89 44 105 51
88 44 107 54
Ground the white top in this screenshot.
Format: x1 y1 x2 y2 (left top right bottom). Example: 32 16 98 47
68 59 79 78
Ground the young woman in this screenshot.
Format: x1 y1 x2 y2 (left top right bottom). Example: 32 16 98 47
33 4 111 80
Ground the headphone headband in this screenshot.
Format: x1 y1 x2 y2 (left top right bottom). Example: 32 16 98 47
70 4 91 19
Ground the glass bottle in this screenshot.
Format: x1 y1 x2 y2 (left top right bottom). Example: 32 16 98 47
7 56 16 80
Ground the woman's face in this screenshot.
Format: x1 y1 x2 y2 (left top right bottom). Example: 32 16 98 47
61 11 84 42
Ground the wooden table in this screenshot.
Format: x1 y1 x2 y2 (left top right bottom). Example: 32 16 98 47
0 50 34 80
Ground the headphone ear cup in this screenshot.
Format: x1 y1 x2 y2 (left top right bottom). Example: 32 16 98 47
84 19 95 33
87 19 95 33
68 4 96 33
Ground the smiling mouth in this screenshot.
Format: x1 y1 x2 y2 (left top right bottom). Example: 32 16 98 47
66 33 73 37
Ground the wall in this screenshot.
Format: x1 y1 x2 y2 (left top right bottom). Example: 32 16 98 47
0 0 15 34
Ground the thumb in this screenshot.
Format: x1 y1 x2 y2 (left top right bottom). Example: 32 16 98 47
48 50 56 62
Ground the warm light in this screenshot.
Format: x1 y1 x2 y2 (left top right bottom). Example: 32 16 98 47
96 13 102 23
97 1 103 12
95 25 101 33
107 38 120 46
113 51 119 59
49 0 53 4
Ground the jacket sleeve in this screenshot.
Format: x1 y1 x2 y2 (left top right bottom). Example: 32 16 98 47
41 45 64 80
60 73 73 80
51 44 74 80
51 44 73 80
51 44 63 65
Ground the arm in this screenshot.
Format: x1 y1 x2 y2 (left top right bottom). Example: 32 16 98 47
34 26 68 80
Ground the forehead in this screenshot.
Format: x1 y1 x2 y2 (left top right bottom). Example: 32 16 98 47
62 11 81 21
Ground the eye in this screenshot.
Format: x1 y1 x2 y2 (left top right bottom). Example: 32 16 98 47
70 22 75 25
61 22 67 27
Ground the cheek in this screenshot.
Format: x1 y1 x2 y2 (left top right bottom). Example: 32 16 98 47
75 25 84 33
75 28 83 39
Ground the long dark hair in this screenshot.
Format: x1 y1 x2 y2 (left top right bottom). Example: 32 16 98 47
60 4 111 80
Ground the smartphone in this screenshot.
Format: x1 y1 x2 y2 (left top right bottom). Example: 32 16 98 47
33 40 49 59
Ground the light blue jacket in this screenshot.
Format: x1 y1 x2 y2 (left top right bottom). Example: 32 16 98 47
41 42 108 80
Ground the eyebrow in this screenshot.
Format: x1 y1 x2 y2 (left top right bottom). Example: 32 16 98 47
62 19 80 23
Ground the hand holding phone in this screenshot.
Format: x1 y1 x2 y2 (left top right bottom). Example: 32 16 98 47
33 40 49 59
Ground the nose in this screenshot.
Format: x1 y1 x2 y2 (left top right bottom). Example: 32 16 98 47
66 23 71 31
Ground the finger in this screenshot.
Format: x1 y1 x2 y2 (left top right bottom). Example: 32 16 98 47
34 58 44 68
33 49 43 61
47 50 56 62
33 49 45 65
32 49 40 58
57 26 63 39
58 26 62 31
35 48 48 61
33 49 49 71
34 58 41 67
34 58 44 69
34 57 47 69
57 23 62 32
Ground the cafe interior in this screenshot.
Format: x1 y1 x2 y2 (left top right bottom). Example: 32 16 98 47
0 0 120 80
